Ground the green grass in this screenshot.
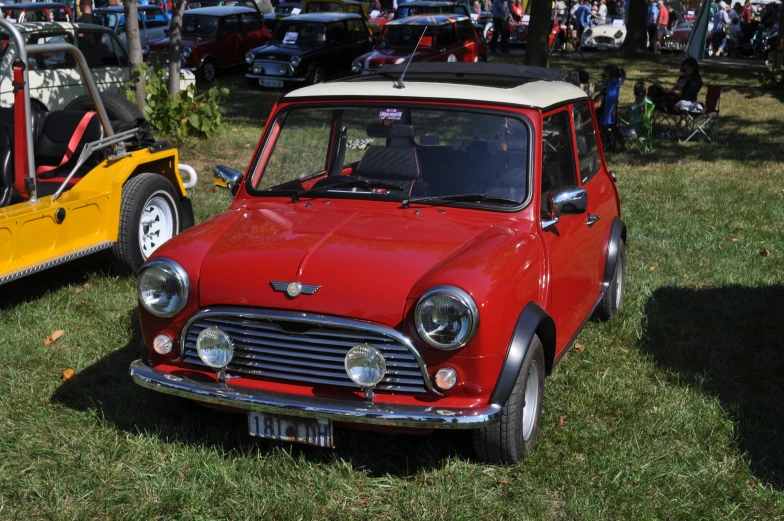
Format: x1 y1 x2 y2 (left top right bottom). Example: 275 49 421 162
1 54 784 520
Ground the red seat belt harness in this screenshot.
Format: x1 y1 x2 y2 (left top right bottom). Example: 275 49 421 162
36 111 96 177
12 60 31 198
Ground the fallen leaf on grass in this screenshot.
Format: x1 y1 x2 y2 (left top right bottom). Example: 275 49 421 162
557 416 565 426
760 248 771 257
75 287 83 294
686 248 692 253
709 226 716 231
684 274 690 279
573 343 586 352
61 368 76 382
649 265 657 271
231 127 238 132
44 330 64 346
244 144 251 148
726 237 739 242
493 478 510 485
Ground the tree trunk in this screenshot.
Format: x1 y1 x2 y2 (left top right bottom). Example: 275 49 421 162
122 0 147 111
168 0 188 96
777 3 784 67
524 0 553 67
621 0 647 53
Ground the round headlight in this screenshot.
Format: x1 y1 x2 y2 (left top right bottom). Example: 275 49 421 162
153 334 174 355
415 286 478 350
137 259 189 318
584 29 592 38
245 52 254 64
196 327 234 369
290 55 301 67
345 344 386 387
614 30 624 39
253 62 263 74
182 46 192 58
351 61 362 73
435 367 458 390
142 44 150 56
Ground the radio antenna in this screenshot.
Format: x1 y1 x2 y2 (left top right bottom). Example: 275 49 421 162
393 27 427 89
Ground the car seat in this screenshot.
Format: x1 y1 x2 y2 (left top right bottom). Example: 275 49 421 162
353 122 425 196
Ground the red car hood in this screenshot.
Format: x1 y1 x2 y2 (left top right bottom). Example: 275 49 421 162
198 201 504 327
148 34 213 50
358 48 420 69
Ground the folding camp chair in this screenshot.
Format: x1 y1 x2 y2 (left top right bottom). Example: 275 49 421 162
679 86 721 144
625 99 656 154
599 77 622 152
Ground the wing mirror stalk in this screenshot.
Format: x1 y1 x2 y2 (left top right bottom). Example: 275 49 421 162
542 188 588 231
214 165 243 195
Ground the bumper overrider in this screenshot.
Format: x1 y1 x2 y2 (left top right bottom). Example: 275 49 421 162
130 360 503 428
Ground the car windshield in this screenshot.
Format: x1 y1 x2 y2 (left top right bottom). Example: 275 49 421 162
272 21 326 45
182 15 219 36
381 24 435 47
250 106 530 208
305 2 343 12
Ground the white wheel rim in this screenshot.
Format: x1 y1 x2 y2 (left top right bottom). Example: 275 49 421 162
522 359 540 440
139 193 175 260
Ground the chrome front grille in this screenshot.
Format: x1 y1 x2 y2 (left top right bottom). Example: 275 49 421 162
180 309 433 394
253 61 288 76
595 36 615 45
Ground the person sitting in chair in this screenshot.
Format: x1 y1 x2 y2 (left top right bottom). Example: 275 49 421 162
647 57 702 112
593 64 626 123
620 81 653 138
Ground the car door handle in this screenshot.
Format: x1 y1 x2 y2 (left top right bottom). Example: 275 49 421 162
586 214 600 227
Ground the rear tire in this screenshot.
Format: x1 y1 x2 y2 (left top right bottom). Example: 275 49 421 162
472 335 545 463
597 240 626 320
64 92 142 122
112 173 181 276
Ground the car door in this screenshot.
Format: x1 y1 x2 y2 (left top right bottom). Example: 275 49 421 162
539 108 603 355
345 18 373 67
219 14 243 65
76 30 130 101
435 23 461 61
455 18 479 61
322 21 348 74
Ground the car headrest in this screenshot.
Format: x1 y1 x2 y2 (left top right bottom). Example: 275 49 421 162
366 123 415 139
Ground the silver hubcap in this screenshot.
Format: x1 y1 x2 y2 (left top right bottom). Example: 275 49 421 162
139 194 175 260
204 62 215 81
522 359 540 440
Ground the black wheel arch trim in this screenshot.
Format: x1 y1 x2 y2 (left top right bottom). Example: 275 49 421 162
602 217 626 293
490 302 556 406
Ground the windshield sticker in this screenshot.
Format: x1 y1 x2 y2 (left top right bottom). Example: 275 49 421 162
470 13 479 21
290 7 301 14
370 9 380 17
379 108 403 121
283 31 299 44
420 135 440 145
348 138 374 150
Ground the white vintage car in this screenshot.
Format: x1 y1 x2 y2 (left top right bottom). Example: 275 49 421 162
0 22 195 115
581 23 628 50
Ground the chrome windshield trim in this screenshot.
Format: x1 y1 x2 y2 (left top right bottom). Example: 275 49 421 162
177 307 442 396
131 360 499 428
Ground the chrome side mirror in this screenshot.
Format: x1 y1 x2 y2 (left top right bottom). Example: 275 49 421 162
542 188 588 231
552 188 588 215
214 165 243 195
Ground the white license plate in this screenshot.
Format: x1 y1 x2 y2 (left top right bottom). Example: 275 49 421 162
596 44 609 51
261 79 284 88
248 411 333 448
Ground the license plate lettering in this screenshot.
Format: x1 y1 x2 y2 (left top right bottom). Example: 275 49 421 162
261 79 284 88
248 412 333 448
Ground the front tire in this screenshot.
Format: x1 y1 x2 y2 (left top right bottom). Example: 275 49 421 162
199 58 218 83
112 173 181 276
598 240 626 320
472 335 545 463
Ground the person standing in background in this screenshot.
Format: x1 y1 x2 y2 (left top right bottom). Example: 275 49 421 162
739 0 751 22
654 0 668 52
76 0 95 24
647 0 659 51
489 0 510 53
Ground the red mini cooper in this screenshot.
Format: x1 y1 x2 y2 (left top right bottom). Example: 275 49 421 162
131 63 626 464
351 14 486 75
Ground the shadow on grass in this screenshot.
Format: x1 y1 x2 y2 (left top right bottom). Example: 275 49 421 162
640 285 784 489
50 308 465 476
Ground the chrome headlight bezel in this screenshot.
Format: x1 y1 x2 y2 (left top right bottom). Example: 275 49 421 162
142 44 150 56
245 52 254 64
182 46 192 59
290 55 301 68
351 60 362 73
614 30 624 39
414 285 479 350
136 258 190 318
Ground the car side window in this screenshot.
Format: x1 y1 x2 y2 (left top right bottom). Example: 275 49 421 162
241 13 262 31
456 19 474 40
347 4 362 15
327 22 345 42
438 25 458 48
572 101 601 184
26 33 76 70
221 15 241 35
541 110 578 214
346 19 366 39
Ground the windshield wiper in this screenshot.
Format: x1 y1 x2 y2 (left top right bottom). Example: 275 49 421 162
292 179 404 202
401 194 520 208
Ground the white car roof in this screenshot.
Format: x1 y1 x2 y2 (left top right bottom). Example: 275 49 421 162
285 63 589 110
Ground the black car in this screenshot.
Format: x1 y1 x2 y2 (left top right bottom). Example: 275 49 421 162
245 12 373 88
263 1 303 30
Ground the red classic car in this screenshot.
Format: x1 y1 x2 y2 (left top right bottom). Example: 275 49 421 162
144 6 271 81
0 2 73 22
130 63 626 463
351 14 486 75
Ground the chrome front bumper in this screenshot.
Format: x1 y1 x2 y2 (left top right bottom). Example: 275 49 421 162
245 73 308 83
130 360 502 429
